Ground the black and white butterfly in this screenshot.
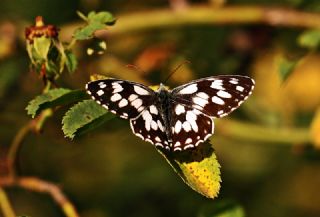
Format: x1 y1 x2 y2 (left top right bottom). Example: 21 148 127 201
86 75 254 152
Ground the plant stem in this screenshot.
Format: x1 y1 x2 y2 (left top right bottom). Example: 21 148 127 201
7 109 53 178
0 177 79 217
92 5 320 37
0 188 15 217
216 119 310 144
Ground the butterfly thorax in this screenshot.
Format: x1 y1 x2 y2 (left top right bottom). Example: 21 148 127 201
156 84 173 142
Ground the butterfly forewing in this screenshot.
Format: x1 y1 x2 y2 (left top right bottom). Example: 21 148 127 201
172 75 254 118
86 79 155 119
86 79 170 149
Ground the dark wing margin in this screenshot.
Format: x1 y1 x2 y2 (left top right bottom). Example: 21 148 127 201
171 75 255 118
86 79 155 119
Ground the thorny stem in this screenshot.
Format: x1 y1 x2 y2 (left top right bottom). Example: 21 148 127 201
0 188 15 217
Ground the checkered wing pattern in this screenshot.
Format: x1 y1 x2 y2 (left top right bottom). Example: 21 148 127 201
86 79 155 119
172 75 255 118
86 79 169 149
86 75 255 152
169 75 254 151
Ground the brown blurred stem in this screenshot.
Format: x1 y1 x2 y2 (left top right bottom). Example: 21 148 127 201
0 177 80 217
0 188 15 217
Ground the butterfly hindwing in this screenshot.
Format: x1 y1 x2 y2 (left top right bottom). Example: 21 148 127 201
169 105 214 151
172 75 254 118
130 105 170 150
86 79 155 119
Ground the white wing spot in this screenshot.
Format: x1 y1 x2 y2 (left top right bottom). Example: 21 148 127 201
210 80 224 90
134 86 149 95
142 110 152 131
186 138 192 144
212 96 225 105
230 79 238 84
193 96 208 107
236 85 244 92
217 90 232 98
155 143 163 148
129 94 138 102
155 136 161 142
137 106 145 112
179 84 198 94
98 82 106 88
157 120 164 132
174 147 182 151
175 104 185 115
174 120 182 134
174 141 181 147
218 110 224 115
112 83 123 93
186 111 198 132
131 98 143 109
184 144 194 149
111 93 121 102
103 104 108 109
97 90 104 96
182 121 191 132
118 99 128 108
151 121 158 130
196 92 209 99
149 105 158 115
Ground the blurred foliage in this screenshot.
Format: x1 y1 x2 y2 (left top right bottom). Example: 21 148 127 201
1 0 320 217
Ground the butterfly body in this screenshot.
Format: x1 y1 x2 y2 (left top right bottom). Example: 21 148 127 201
86 75 254 152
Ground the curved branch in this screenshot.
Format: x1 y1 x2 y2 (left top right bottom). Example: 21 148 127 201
0 177 79 217
0 188 15 217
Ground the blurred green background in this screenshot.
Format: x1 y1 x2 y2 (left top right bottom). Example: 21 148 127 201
1 0 320 217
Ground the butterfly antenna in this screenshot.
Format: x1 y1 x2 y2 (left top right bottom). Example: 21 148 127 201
163 60 191 83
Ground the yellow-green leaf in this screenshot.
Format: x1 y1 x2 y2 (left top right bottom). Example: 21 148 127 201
158 142 221 198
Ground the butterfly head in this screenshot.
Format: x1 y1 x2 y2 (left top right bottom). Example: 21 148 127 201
157 83 170 92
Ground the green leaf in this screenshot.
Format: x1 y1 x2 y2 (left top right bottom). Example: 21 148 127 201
65 50 78 73
298 29 320 49
158 142 221 198
62 100 114 139
33 36 51 59
278 57 298 82
74 11 116 40
26 88 87 118
74 22 105 40
87 11 116 25
198 201 245 217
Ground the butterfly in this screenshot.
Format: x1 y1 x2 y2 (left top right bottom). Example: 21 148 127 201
86 75 254 152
